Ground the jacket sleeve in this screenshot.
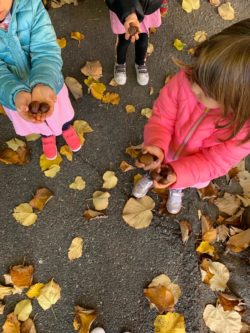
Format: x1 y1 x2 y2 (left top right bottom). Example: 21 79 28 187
144 74 179 158
105 0 144 22
0 59 30 110
29 0 63 93
169 135 250 189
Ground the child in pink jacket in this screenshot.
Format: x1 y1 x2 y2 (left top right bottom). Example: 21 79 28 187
133 18 250 214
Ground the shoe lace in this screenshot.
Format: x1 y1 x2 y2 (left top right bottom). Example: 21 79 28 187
115 64 126 73
137 65 148 74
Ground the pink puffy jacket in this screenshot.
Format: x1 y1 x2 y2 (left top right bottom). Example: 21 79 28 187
144 70 250 189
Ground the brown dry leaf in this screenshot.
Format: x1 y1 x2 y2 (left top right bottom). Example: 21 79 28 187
179 220 192 244
0 145 30 165
229 226 244 236
223 208 244 226
92 191 110 211
238 171 250 198
10 265 33 289
70 31 85 42
29 188 53 211
209 0 220 6
109 78 118 87
57 37 67 49
65 77 83 100
214 193 241 216
201 215 217 243
125 105 136 114
0 301 5 314
51 0 78 8
125 144 142 159
218 2 235 21
149 86 154 95
227 228 250 253
237 195 250 207
60 145 73 161
26 283 44 299
73 120 93 145
102 92 120 105
141 108 152 119
240 322 250 333
39 154 62 172
83 209 107 221
217 225 229 242
218 293 244 312
69 176 86 191
73 306 97 333
144 274 181 313
197 182 219 200
102 171 118 189
147 42 154 56
6 139 26 151
81 61 102 81
0 284 15 300
122 196 155 229
187 47 196 56
68 237 83 261
203 304 242 333
194 31 207 43
37 280 61 310
21 319 36 333
196 241 216 257
14 300 32 322
150 27 157 34
182 0 200 13
119 161 135 172
154 312 186 333
25 134 40 142
228 160 245 179
13 204 38 227
2 313 21 333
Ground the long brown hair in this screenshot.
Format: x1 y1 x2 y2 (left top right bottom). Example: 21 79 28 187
190 19 250 141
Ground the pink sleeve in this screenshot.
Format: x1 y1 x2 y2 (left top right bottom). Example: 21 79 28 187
169 136 250 189
143 74 179 158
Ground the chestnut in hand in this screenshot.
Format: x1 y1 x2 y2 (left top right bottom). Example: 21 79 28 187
137 152 157 166
128 24 139 37
28 101 50 115
151 165 171 185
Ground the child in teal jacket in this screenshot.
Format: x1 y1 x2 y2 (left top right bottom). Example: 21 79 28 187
0 0 81 160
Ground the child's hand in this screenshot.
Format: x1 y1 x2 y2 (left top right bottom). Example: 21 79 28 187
31 84 56 122
15 91 40 123
124 13 141 43
153 168 177 189
136 145 164 171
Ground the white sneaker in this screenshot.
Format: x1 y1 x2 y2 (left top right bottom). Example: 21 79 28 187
90 328 105 333
135 63 149 86
132 174 153 198
114 63 127 85
166 189 183 214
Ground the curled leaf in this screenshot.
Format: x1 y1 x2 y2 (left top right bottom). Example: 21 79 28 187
81 61 102 80
73 306 97 333
29 188 54 211
26 283 44 299
182 0 200 13
13 204 38 227
68 237 84 261
141 108 152 119
83 209 107 221
14 300 32 322
0 146 30 165
194 31 207 43
10 265 33 289
44 164 61 178
0 284 15 300
119 161 135 172
102 171 118 189
179 220 192 244
92 191 110 211
57 37 67 48
70 31 85 42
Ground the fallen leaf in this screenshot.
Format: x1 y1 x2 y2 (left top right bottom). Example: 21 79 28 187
109 78 118 87
218 293 244 312
196 241 216 257
194 31 207 43
70 31 85 42
26 283 44 299
125 144 142 159
81 61 102 80
147 42 154 56
65 77 83 100
90 82 106 100
0 146 30 165
73 306 97 333
29 188 53 211
10 265 33 289
237 195 250 207
217 225 229 242
150 27 157 34
37 280 61 310
57 37 67 48
84 76 97 88
134 174 143 184
149 86 154 95
214 193 241 216
68 237 83 261
173 39 186 51
154 312 185 333
141 108 152 119
25 134 41 142
21 319 36 333
14 300 32 322
2 313 20 333
39 154 62 172
13 203 38 227
102 171 118 189
197 182 219 200
122 196 155 229
201 215 217 243
182 0 200 13
209 0 220 6
6 139 26 151
228 160 246 179
0 285 15 300
102 92 120 105
203 304 242 333
179 220 192 244
60 145 73 161
229 226 244 236
0 301 5 314
201 260 229 291
187 47 196 56
223 208 244 226
51 0 78 8
218 2 235 21
92 191 110 211
44 164 61 178
69 177 86 190
73 120 93 145
227 228 250 253
83 209 107 221
119 161 135 172
125 105 136 113
238 171 250 198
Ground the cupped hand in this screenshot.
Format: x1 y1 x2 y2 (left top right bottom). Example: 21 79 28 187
153 169 177 189
31 84 57 122
15 91 41 123
135 145 164 171
124 13 141 43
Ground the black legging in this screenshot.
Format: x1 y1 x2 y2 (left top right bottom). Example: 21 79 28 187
116 33 149 66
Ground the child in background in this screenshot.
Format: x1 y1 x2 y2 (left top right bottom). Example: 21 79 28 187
0 0 81 160
133 18 250 214
105 0 163 86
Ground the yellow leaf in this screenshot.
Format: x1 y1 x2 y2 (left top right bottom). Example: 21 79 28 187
119 161 135 172
57 37 67 48
83 209 107 221
84 76 97 88
29 188 54 211
92 191 110 211
69 176 86 190
196 241 216 257
37 280 61 310
141 108 153 119
0 104 6 115
179 220 192 244
109 78 118 87
73 306 97 333
125 144 142 159
10 265 34 289
201 259 229 291
0 146 30 165
134 174 143 185
147 42 154 56
60 145 73 161
13 203 38 227
21 318 37 333
65 77 83 100
2 313 20 333
73 120 93 145
81 60 102 80
25 134 41 142
0 284 15 300
173 39 186 51
39 154 62 171
154 312 186 333
44 164 61 178
0 302 5 314
6 138 26 151
102 171 118 189
90 82 106 100
209 0 221 6
68 237 84 261
102 92 120 105
194 31 207 43
14 300 32 322
26 283 45 299
201 215 217 243
122 196 155 229
218 2 235 20
70 31 85 41
227 228 250 253
182 0 200 13
203 304 242 333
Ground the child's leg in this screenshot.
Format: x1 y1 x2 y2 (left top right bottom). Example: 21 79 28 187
134 33 149 86
114 34 130 85
62 121 81 152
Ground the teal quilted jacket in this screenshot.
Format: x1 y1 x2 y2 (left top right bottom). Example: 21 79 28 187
0 0 64 110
